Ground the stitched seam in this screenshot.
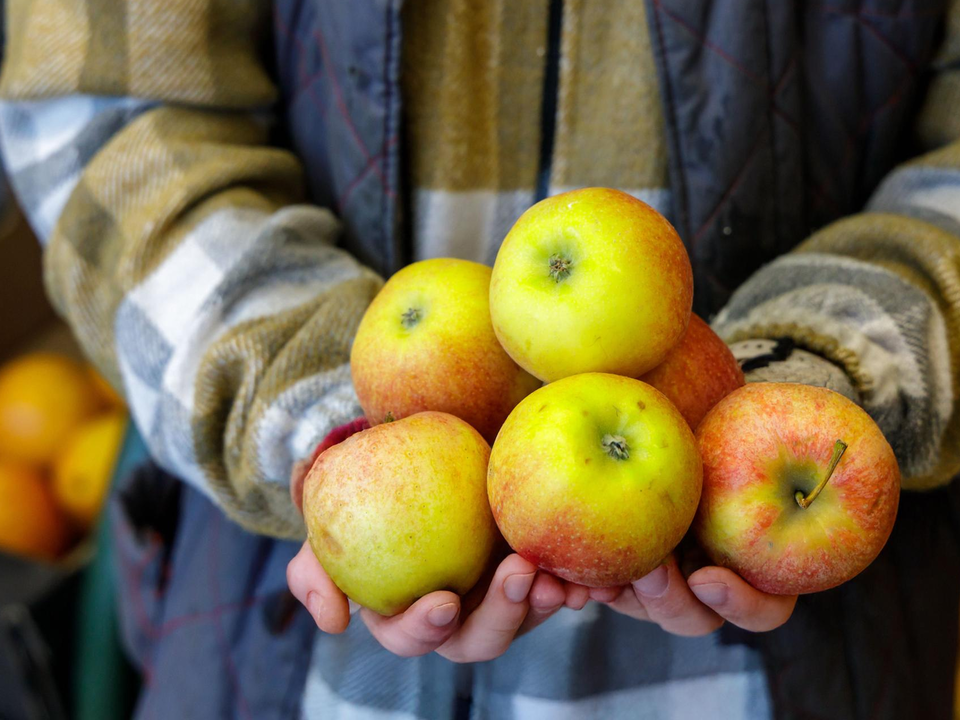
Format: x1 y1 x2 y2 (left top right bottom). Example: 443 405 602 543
274 8 329 121
338 135 398 210
313 28 388 188
692 128 769 244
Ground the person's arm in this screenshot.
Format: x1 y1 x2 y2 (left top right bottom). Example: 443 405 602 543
585 1 960 638
0 0 382 539
713 1 960 492
1 1 578 659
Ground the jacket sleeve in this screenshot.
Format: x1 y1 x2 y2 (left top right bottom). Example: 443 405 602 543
0 0 383 538
713 1 960 491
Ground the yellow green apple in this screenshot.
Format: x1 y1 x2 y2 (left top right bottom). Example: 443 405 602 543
302 411 498 615
489 188 693 382
695 383 900 595
351 258 541 443
487 373 702 587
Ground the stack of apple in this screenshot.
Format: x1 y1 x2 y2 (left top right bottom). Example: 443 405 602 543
302 188 900 616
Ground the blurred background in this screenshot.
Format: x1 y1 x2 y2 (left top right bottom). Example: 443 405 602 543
0 180 140 720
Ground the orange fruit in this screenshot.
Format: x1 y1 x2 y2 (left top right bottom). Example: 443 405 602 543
0 461 68 561
53 412 127 528
0 353 100 466
86 365 125 410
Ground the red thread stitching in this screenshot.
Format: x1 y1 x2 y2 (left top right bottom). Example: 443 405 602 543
652 1 804 136
652 0 765 85
692 129 769 244
337 135 398 209
312 27 388 189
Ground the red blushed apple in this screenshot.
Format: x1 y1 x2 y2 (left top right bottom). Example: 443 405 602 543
488 373 702 587
638 314 744 430
695 383 900 595
303 412 498 616
350 258 541 444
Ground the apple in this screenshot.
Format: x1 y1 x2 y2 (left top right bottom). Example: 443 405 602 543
351 258 541 443
487 373 702 587
302 411 498 616
489 188 693 382
695 383 900 595
639 314 744 429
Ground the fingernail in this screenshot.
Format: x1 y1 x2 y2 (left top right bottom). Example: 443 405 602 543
633 565 669 598
427 602 459 627
691 583 729 607
503 572 536 603
306 591 323 621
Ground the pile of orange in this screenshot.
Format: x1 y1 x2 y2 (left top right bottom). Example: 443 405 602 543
0 352 127 563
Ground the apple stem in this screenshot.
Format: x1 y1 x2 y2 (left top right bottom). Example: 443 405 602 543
795 439 848 509
602 434 630 460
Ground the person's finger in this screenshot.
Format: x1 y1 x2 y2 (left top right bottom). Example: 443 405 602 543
631 556 724 637
360 591 462 657
564 582 591 610
687 566 797 632
517 572 566 635
286 542 351 634
437 554 537 663
588 586 623 604
601 585 651 622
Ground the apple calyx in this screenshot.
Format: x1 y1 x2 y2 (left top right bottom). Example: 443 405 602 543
795 439 848 509
602 434 630 461
401 307 422 329
548 254 573 282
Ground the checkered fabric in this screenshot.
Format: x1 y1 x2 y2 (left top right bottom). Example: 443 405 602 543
2 1 960 718
0 2 383 539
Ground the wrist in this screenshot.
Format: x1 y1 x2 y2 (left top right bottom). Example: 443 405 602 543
728 338 859 403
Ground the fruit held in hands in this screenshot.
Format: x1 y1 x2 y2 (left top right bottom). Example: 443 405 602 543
351 258 541 443
695 383 900 595
302 412 498 615
639 314 744 429
490 188 693 382
488 373 702 587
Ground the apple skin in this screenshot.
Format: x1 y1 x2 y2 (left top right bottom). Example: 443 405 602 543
638 314 744 430
694 383 900 595
488 373 702 587
351 258 541 444
302 411 498 616
489 188 693 382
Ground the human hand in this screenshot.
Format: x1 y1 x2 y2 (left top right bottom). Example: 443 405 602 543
588 552 797 635
288 544 594 660
287 420 590 661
